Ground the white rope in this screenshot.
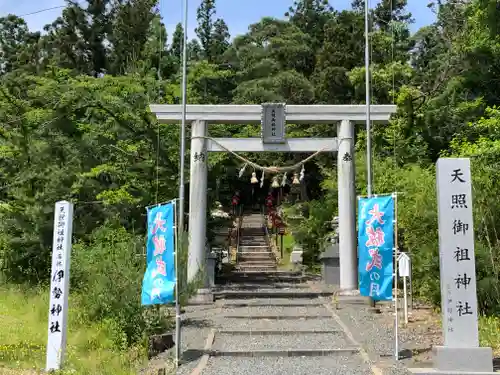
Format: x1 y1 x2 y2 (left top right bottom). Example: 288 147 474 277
192 136 330 173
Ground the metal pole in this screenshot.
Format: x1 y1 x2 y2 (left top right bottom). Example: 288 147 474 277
409 259 414 310
365 0 376 308
179 0 188 236
365 0 372 196
173 200 181 366
403 275 408 325
280 234 284 259
176 0 189 367
394 192 399 360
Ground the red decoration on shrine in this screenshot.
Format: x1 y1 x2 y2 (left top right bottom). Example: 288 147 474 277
232 194 240 206
266 193 274 208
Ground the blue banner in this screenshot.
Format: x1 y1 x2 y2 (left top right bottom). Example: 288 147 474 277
358 195 394 301
141 202 176 305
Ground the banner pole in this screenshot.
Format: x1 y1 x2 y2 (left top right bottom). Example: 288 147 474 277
174 200 181 366
393 192 399 360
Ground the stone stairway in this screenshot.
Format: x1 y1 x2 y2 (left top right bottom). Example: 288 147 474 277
237 213 277 272
189 268 373 375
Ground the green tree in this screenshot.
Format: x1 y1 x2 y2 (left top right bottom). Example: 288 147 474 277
211 18 230 64
43 0 112 75
195 0 216 62
108 0 158 75
0 15 42 75
170 22 184 68
286 0 333 51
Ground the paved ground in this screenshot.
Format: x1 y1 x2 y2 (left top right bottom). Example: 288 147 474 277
173 284 415 375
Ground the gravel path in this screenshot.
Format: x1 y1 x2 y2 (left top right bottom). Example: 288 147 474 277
201 356 373 375
172 293 417 375
333 300 413 374
173 306 221 375
212 333 351 351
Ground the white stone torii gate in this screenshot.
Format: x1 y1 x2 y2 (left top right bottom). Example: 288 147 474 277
150 104 396 291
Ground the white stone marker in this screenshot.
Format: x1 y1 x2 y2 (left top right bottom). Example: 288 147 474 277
46 201 74 372
433 158 494 373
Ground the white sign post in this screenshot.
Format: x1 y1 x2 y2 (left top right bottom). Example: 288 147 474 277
46 201 74 372
426 158 494 374
398 252 410 325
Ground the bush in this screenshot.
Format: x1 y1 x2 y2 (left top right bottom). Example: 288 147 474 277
282 200 336 265
0 282 145 374
71 222 173 348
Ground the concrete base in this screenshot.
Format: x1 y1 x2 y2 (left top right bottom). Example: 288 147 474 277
205 252 217 288
187 288 214 305
338 289 360 296
409 346 495 374
435 346 494 372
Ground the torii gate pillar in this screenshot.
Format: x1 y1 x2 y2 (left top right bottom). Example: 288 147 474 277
150 104 396 292
337 120 357 290
188 120 208 282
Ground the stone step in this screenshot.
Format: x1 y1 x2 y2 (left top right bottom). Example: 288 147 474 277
211 333 353 355
238 254 275 261
212 283 310 291
221 314 333 320
228 270 303 277
207 348 360 358
238 249 273 253
237 265 277 271
217 276 309 285
214 317 336 330
239 257 275 261
217 329 341 335
239 247 270 253
221 299 324 307
216 273 312 284
238 262 276 267
238 266 278 272
214 290 335 300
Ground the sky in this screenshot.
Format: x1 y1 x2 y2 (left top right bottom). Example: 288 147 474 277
0 0 435 42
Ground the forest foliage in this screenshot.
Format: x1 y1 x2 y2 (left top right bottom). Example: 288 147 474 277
1 0 500 370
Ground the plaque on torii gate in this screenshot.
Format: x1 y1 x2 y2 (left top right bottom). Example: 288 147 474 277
261 103 286 144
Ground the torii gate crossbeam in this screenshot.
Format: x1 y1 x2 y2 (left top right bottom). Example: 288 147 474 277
150 104 396 293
